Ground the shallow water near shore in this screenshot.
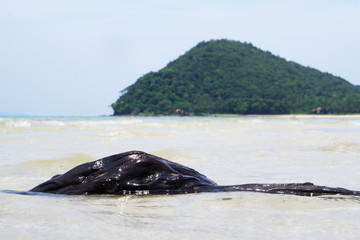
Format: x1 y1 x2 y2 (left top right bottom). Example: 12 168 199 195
1 115 360 239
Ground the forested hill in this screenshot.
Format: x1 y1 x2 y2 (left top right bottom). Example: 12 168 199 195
112 39 360 115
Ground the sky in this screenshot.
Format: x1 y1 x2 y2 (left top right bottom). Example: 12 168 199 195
1 0 359 116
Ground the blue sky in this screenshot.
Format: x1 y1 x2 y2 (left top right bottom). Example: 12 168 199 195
1 0 359 116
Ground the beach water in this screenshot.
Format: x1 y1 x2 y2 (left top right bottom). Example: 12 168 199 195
1 115 360 239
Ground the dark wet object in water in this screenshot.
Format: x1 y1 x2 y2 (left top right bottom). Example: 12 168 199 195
30 151 360 196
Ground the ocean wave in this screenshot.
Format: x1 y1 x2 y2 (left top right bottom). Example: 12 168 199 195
0 117 145 132
0 118 32 128
320 141 360 153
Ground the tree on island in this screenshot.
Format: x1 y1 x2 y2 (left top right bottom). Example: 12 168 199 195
112 39 360 115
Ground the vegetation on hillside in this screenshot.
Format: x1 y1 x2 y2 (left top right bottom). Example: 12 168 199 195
112 39 360 115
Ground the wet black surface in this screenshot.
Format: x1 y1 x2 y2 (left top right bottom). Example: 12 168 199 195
30 151 360 197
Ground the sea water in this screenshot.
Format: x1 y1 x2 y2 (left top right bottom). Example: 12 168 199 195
1 115 360 239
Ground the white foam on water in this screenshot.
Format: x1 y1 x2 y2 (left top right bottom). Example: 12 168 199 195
1 115 360 240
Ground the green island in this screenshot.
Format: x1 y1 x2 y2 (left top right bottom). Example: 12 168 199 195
112 39 360 115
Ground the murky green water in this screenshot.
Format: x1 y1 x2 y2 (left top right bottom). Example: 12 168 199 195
1 116 360 239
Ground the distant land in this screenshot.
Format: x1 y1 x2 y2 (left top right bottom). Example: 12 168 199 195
112 39 360 116
0 112 28 117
